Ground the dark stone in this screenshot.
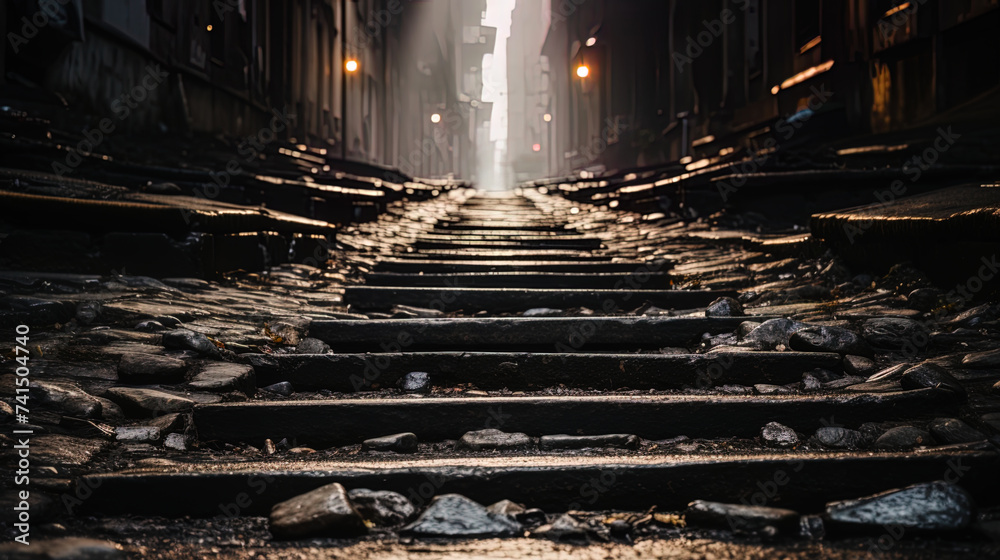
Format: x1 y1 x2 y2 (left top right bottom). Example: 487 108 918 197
736 321 761 340
928 418 985 444
0 401 12 423
799 515 825 539
30 380 102 418
162 329 220 357
843 355 877 377
900 363 966 400
296 338 331 354
907 288 941 312
516 508 548 525
457 429 533 451
269 482 366 539
825 481 974 530
867 363 910 383
993 380 1000 396
118 353 187 383
754 384 794 395
105 388 194 417
983 413 1000 433
400 371 431 394
401 494 520 538
76 301 101 325
531 513 589 542
362 432 418 453
115 426 161 443
760 422 799 449
685 500 799 534
811 427 863 449
135 320 167 332
861 318 929 352
538 434 638 451
852 274 875 288
487 500 525 517
348 489 415 526
948 303 1000 328
262 381 294 396
705 297 744 318
961 348 1000 369
739 318 805 350
153 316 182 328
789 326 872 357
874 426 935 450
188 363 255 395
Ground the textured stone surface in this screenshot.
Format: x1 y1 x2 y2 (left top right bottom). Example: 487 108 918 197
269 482 366 539
188 362 255 394
761 422 799 449
118 353 187 383
402 494 521 538
789 326 872 357
874 426 935 450
457 429 533 451
928 418 985 444
686 500 800 533
826 481 974 530
362 432 418 453
348 489 415 527
539 434 638 450
105 387 195 417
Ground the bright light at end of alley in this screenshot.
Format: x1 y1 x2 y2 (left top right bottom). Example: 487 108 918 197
576 65 590 78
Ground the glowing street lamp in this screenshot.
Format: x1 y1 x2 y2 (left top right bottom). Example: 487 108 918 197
345 59 359 73
585 37 597 47
532 143 542 152
431 113 442 124
576 64 590 78
543 113 552 122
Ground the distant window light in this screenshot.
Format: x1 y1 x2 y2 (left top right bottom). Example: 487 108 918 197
586 37 597 47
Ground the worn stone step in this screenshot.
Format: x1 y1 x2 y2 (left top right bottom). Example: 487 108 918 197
309 317 753 350
78 450 999 517
343 286 735 312
435 222 575 232
372 259 662 274
243 349 839 390
391 250 613 261
194 390 949 447
413 238 603 250
363 271 672 289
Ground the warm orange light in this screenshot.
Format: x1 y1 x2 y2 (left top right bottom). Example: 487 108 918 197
206 24 213 31
345 59 359 73
430 113 442 124
576 65 590 78
543 113 552 122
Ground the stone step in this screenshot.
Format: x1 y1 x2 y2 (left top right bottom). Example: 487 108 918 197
309 317 754 350
391 250 613 261
243 349 839 390
412 238 603 250
78 450 998 517
363 271 672 288
193 390 949 447
343 286 735 312
372 259 662 274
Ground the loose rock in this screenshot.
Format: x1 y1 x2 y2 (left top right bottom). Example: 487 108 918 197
457 429 533 451
105 388 195 417
117 353 187 383
907 288 941 312
296 338 331 354
685 500 799 534
188 362 256 394
531 513 589 542
163 433 188 451
0 537 124 559
269 482 367 539
900 363 966 400
115 426 161 443
399 371 431 394
861 318 929 352
843 355 877 377
928 418 985 444
401 494 521 538
811 427 863 449
961 348 1000 369
760 422 799 449
539 434 638 450
826 481 974 530
705 297 744 317
789 326 872 357
487 500 525 517
348 489 416 526
874 426 935 449
362 432 418 453
523 308 562 317
739 318 805 350
262 381 294 396
30 380 102 418
162 329 220 357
